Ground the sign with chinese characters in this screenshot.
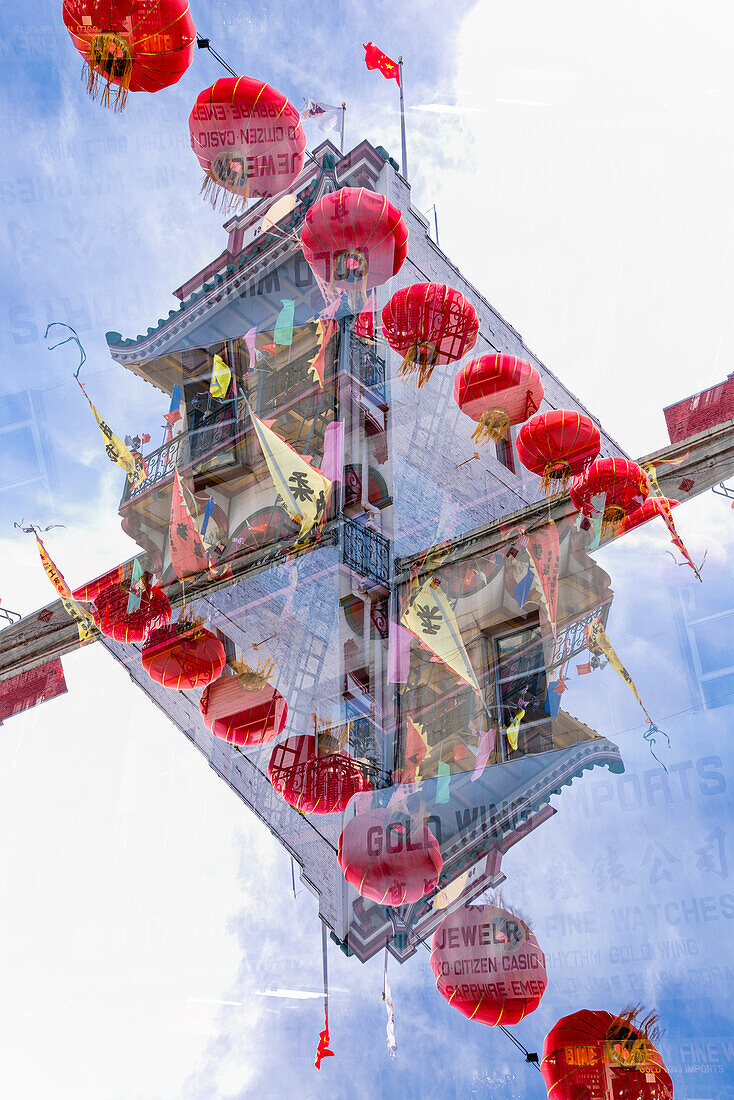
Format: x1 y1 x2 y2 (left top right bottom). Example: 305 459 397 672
0 658 67 725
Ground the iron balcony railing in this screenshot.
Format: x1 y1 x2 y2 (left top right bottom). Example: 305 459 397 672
121 402 239 503
341 516 390 587
348 340 386 402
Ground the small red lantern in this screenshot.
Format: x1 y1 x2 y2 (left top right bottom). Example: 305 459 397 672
189 77 306 211
382 283 478 387
142 621 225 690
338 796 442 906
91 581 171 643
301 188 408 307
454 354 544 443
571 457 649 538
541 1008 673 1099
622 496 680 534
199 669 287 748
430 903 547 1026
62 0 196 111
516 410 601 496
268 733 370 814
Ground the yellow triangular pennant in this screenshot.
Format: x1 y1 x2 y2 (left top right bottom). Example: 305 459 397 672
247 403 332 540
401 577 482 696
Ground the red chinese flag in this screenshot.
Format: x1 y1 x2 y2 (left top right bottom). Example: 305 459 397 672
363 42 400 85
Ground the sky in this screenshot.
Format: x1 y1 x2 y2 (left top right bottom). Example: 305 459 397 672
2 0 734 1097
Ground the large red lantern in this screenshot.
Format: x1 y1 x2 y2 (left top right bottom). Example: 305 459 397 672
382 283 479 387
62 0 196 111
73 561 136 603
142 621 225 690
571 458 649 539
622 496 680 535
541 1008 673 1099
430 903 547 1026
338 796 442 906
199 670 287 748
91 581 171 643
300 188 408 307
516 410 601 496
189 78 306 212
454 354 544 443
268 733 370 814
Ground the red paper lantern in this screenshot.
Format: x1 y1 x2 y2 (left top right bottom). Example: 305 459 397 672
338 800 442 906
142 621 225 690
189 77 306 211
268 734 371 814
454 354 544 443
430 903 547 1026
91 581 171 643
516 410 601 496
382 283 479 388
62 0 196 111
199 673 287 748
622 497 680 535
300 188 408 306
571 458 649 538
73 563 130 603
541 1008 673 1099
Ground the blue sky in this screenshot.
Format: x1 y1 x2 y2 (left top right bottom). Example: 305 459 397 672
2 1 734 1097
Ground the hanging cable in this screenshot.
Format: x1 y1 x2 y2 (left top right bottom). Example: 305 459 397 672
194 33 325 169
196 34 237 77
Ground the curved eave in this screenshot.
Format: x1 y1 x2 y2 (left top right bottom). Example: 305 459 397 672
105 173 335 380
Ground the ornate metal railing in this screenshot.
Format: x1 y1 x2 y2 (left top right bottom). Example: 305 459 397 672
341 517 390 587
549 597 613 669
256 348 324 415
348 340 386 402
189 402 238 463
350 715 391 788
121 402 239 503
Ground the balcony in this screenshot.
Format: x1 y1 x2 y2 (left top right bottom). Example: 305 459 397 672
341 516 390 587
348 340 386 403
121 402 239 504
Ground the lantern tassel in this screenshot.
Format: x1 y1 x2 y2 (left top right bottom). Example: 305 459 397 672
229 655 274 691
539 462 573 499
200 172 251 214
471 408 510 445
84 33 133 112
397 343 439 388
599 505 626 540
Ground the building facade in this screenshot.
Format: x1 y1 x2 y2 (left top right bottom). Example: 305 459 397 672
89 138 634 962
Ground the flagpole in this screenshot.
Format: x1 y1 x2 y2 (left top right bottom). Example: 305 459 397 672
340 102 346 155
398 57 408 182
321 920 329 1023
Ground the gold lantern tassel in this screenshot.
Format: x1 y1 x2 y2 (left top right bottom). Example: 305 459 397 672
600 504 626 540
539 462 573 499
311 713 352 754
230 656 274 691
85 32 133 111
471 408 510 444
606 1005 663 1068
201 171 251 214
397 343 439 388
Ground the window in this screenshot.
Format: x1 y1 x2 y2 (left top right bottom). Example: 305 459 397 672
685 607 734 711
493 624 554 758
496 431 516 473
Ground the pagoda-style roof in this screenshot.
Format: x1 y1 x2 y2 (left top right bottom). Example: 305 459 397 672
103 139 397 393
